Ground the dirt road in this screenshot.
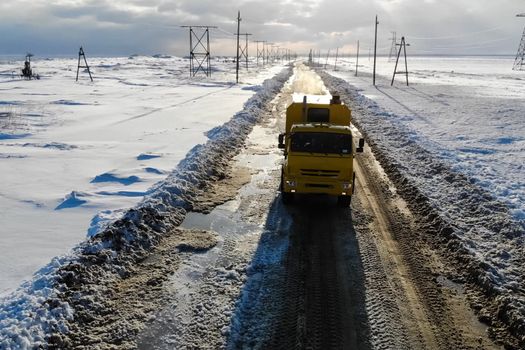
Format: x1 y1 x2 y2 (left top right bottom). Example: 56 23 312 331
136 66 505 349
58 65 516 349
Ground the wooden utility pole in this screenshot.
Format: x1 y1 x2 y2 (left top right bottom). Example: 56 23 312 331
355 40 360 76
324 49 330 69
373 15 378 85
333 47 339 71
391 36 410 86
76 46 93 82
236 11 241 83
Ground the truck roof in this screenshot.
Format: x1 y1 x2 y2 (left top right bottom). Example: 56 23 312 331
291 93 332 104
290 123 352 133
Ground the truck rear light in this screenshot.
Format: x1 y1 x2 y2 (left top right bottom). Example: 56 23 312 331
286 180 296 187
342 182 351 189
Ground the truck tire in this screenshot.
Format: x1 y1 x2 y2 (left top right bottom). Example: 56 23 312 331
337 195 351 207
282 192 294 205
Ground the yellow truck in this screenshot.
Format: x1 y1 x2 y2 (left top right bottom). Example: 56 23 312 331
278 94 364 207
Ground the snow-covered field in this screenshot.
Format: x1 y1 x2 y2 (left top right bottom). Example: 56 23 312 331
1 54 523 347
0 55 285 296
330 55 525 223
320 55 525 345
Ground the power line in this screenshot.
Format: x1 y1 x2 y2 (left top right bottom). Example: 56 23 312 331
409 25 507 40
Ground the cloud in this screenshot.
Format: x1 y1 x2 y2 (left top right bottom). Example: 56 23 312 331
0 0 523 56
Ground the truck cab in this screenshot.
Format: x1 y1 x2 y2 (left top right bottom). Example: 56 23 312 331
278 94 363 207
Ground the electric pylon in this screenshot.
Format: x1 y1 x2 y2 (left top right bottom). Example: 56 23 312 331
388 31 397 62
255 41 265 66
181 25 217 77
513 13 525 71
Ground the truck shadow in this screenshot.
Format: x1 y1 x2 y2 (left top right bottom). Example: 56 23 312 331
226 194 372 350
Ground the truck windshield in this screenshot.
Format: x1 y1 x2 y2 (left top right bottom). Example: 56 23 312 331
290 132 352 154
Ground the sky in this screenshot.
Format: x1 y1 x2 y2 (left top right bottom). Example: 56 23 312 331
0 0 524 57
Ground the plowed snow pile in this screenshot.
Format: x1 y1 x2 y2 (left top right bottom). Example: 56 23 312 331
0 57 291 348
319 56 524 346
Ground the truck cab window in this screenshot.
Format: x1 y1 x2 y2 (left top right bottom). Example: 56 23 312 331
290 132 352 154
307 108 330 122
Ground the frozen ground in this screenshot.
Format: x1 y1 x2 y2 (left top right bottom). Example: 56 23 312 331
0 55 285 296
319 56 524 346
328 55 525 222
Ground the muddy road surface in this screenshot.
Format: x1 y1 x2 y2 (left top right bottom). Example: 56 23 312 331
60 65 516 349
136 66 505 350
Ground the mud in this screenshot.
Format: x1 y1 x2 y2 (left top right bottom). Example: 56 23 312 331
52 228 216 349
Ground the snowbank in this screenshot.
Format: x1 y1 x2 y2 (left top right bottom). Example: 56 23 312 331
320 71 525 346
0 66 292 348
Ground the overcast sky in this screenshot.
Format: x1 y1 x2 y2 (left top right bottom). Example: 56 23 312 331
0 0 524 57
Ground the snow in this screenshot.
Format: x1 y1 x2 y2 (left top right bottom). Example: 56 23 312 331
0 55 285 297
320 55 525 344
328 56 525 222
0 55 291 348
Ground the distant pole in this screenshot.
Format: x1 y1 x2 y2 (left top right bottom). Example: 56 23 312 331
513 13 525 70
334 47 339 71
236 11 241 83
355 40 360 76
245 33 250 69
76 46 93 82
373 15 378 86
324 49 330 69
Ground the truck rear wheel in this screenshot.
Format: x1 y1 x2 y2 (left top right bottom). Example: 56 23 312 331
337 195 351 207
282 192 294 205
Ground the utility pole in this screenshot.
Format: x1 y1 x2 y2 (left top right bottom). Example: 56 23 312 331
76 46 93 82
324 49 330 69
238 32 252 70
355 40 360 76
334 47 339 71
181 25 216 77
391 36 410 86
388 31 397 61
266 42 273 64
255 40 265 66
513 13 525 70
236 11 241 83
373 15 378 86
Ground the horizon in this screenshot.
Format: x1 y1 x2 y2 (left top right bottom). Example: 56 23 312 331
0 0 524 57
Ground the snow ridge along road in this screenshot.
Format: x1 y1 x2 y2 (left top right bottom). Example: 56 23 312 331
319 70 524 348
0 66 292 349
